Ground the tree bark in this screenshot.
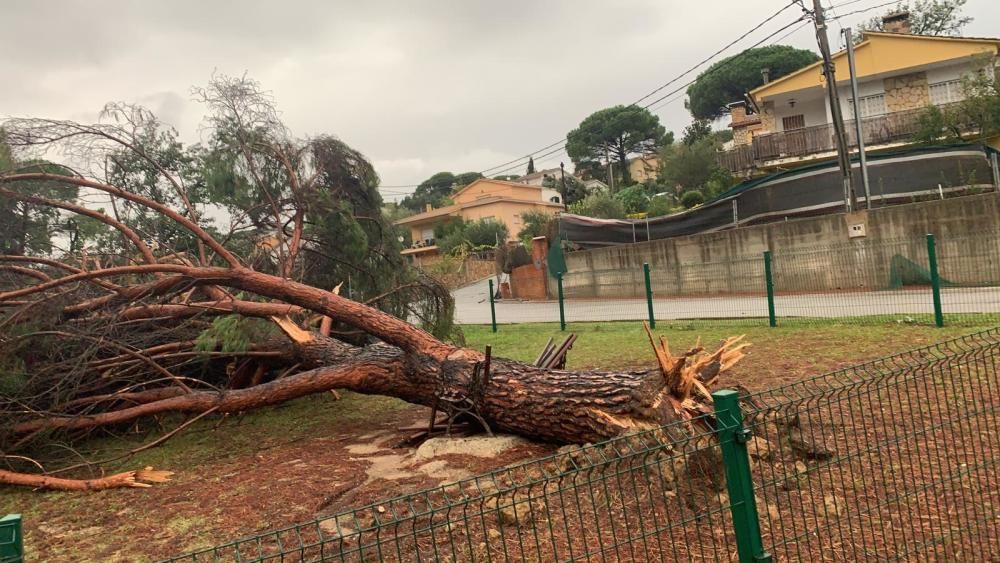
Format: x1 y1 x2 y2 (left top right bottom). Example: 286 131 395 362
13 334 679 444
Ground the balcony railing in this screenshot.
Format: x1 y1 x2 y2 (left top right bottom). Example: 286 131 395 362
719 104 959 173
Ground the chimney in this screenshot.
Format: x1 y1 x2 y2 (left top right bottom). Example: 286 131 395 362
761 68 771 84
425 203 432 212
882 10 912 34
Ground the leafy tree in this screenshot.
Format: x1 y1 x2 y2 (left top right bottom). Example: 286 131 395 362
438 219 508 254
913 71 1000 143
400 171 482 212
615 185 650 214
454 171 483 187
659 133 734 197
682 120 713 146
681 190 705 209
526 157 535 175
568 192 626 219
464 219 508 248
517 210 555 243
661 131 676 146
857 0 972 36
686 46 819 120
433 218 465 240
0 133 79 256
647 195 675 218
541 174 588 205
566 105 666 186
399 171 455 212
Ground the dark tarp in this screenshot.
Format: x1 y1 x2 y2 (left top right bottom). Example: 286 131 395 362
560 144 1000 248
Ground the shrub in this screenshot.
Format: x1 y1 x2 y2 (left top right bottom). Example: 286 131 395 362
463 219 509 248
646 195 674 218
569 192 626 219
615 185 650 214
518 210 554 243
681 190 705 209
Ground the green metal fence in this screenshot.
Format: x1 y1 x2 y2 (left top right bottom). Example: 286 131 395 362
160 328 1000 562
482 231 1000 329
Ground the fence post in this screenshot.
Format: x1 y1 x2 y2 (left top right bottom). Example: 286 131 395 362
643 263 656 329
488 279 497 333
763 251 776 327
926 233 944 327
0 514 23 563
557 272 566 331
713 390 771 563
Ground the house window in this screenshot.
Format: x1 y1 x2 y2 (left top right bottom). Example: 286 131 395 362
782 115 806 131
550 196 561 203
929 79 964 105
846 94 886 119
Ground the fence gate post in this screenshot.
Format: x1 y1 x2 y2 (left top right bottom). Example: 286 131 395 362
488 279 497 333
0 514 23 563
713 390 771 563
557 272 566 331
643 263 656 329
926 234 944 327
763 251 776 327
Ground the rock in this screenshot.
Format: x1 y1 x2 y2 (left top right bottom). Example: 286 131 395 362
824 494 844 517
487 528 502 540
319 516 356 541
414 435 530 462
767 503 781 521
497 495 537 527
747 437 772 460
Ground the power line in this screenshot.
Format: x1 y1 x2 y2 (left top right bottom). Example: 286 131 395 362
646 18 812 114
640 15 808 111
474 1 822 178
827 0 898 21
630 0 800 107
382 0 889 195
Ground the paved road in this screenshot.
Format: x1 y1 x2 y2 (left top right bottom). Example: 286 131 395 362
453 278 1000 325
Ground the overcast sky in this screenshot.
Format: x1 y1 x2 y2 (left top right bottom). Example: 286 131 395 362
2 1 995 200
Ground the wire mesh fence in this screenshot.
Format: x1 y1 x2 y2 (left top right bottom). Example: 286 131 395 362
476 231 1000 330
159 328 1000 562
161 415 740 562
740 328 1000 560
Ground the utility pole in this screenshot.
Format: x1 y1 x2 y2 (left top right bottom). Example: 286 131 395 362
810 0 855 212
844 28 871 210
559 161 568 208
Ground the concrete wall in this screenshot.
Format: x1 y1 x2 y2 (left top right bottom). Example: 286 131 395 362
557 192 1000 299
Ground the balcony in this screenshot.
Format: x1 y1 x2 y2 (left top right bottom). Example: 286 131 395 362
718 104 958 173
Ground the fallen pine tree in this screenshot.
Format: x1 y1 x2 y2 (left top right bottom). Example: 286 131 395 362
0 76 754 491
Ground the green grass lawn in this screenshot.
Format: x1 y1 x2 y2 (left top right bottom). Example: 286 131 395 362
462 320 995 389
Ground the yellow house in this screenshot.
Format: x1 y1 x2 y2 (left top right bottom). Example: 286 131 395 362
721 26 1000 173
396 178 565 260
627 154 660 183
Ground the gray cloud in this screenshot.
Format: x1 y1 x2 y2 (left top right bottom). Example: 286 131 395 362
2 0 995 197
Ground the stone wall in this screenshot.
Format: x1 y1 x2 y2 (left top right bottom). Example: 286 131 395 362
759 101 776 132
884 72 929 112
555 192 1000 299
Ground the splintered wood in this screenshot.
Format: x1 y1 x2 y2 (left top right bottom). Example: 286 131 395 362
643 322 750 420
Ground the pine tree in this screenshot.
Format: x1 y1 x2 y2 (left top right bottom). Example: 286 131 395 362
526 156 535 175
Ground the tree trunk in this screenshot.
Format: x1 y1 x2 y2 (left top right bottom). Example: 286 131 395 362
13 333 680 445
617 143 632 186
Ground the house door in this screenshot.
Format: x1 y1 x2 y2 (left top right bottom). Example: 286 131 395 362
781 115 807 156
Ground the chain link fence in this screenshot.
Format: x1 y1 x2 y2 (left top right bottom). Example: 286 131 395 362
159 328 1000 562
